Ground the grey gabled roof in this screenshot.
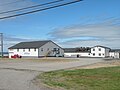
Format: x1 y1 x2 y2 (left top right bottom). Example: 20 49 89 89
91 45 111 49
64 48 77 53
9 40 51 49
110 49 120 52
64 47 90 53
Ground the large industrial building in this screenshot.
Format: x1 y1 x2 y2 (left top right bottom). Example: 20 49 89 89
8 40 64 58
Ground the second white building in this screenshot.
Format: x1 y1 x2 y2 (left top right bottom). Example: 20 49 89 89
64 45 111 58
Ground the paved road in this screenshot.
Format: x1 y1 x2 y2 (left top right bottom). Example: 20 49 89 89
0 58 104 90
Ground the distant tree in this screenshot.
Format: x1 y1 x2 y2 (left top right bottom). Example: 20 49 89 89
75 47 91 52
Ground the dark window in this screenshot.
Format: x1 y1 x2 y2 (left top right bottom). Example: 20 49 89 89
17 49 19 52
34 48 36 51
23 49 25 52
29 48 30 52
93 53 95 56
103 54 104 56
99 53 101 56
56 51 60 54
77 54 80 58
53 48 56 51
93 49 95 51
41 48 43 51
99 48 101 51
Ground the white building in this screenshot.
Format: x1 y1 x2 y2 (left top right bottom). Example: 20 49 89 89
64 48 90 57
64 45 111 58
109 49 120 58
8 40 64 58
90 45 111 58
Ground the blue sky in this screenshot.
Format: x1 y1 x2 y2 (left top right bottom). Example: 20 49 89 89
0 0 120 51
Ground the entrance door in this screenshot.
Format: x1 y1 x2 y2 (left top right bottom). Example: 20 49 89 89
119 53 120 58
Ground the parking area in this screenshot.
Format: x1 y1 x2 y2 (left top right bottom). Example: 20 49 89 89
0 58 104 90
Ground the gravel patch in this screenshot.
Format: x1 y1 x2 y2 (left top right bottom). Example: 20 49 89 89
69 60 120 69
0 58 104 90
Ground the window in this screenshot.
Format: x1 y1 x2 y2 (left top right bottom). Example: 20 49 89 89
29 48 30 52
99 53 101 56
56 51 60 54
103 54 104 56
93 49 95 51
23 49 25 52
41 48 43 51
53 48 56 51
99 48 101 51
34 48 36 51
93 53 95 56
17 49 19 52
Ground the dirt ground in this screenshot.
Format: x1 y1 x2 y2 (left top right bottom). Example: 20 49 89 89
34 59 120 90
0 58 120 90
70 60 120 69
0 58 103 90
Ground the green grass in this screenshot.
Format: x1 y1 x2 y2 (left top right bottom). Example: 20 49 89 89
37 66 120 90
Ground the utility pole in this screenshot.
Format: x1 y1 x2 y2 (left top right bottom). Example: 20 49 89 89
0 33 3 57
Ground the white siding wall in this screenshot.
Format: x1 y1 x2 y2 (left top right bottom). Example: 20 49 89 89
114 52 120 58
90 47 106 57
105 48 110 57
109 52 115 58
8 48 38 58
38 42 64 57
109 52 120 58
90 46 110 57
64 52 90 57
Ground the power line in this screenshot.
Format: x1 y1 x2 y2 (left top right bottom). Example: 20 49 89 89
0 0 82 20
0 0 27 6
0 0 64 14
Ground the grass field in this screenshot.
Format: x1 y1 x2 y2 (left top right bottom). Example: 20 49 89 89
37 66 120 90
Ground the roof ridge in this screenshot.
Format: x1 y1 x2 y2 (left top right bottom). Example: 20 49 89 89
20 40 51 43
92 45 110 49
8 40 51 49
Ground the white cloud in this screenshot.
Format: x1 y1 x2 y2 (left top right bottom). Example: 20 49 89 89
59 38 120 49
2 35 31 51
48 18 120 48
2 35 48 51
